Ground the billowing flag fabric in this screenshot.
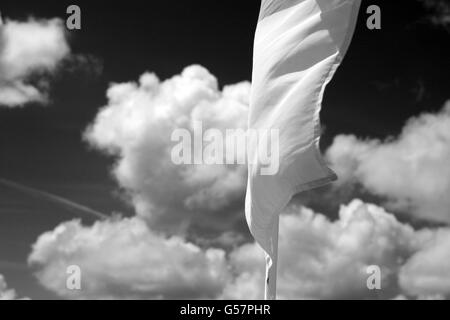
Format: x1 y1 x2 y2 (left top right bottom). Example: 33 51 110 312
246 0 361 299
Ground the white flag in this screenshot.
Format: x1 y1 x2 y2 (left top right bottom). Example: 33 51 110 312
246 0 361 299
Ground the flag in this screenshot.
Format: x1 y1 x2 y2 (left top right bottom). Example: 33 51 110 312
246 0 361 299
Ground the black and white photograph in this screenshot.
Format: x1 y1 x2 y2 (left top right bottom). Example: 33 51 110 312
0 0 449 305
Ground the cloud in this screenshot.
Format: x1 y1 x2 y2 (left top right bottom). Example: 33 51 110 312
399 228 450 298
225 200 450 300
326 101 450 223
0 274 19 300
29 200 450 300
55 66 449 300
419 0 450 30
225 200 413 299
25 66 450 300
28 217 230 299
85 65 450 235
84 66 250 236
0 15 70 107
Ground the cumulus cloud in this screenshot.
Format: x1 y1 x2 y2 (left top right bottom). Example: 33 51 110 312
84 66 250 236
26 66 450 300
0 14 70 107
86 66 450 233
399 229 450 298
226 200 450 300
326 102 450 223
29 200 450 300
0 274 19 300
61 66 450 300
28 217 230 299
225 200 413 299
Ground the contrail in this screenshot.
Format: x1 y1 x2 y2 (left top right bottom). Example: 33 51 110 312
0 178 108 220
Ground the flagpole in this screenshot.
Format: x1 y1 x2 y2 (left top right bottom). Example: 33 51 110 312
265 215 279 300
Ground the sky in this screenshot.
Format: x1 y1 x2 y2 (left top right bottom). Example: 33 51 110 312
0 0 449 300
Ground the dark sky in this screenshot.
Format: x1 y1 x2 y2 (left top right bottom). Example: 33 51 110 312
0 0 449 299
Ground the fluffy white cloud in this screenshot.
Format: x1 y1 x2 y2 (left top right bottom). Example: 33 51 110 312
326 102 450 223
0 15 70 107
0 274 18 300
29 200 450 300
86 66 450 232
68 67 450 300
226 200 450 300
84 66 250 235
28 217 230 299
225 200 413 299
399 228 450 298
25 66 450 300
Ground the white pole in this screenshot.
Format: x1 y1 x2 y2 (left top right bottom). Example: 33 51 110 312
264 215 279 300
